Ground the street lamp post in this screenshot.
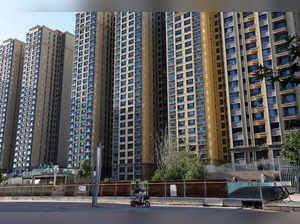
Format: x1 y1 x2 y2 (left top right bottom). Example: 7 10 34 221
53 165 59 188
92 143 103 207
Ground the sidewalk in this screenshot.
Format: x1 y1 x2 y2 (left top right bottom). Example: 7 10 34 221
264 194 300 212
1 195 300 211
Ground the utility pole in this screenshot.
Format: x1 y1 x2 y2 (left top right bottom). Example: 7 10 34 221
92 143 102 207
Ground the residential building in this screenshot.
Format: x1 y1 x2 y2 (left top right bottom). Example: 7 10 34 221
166 12 229 164
0 39 25 172
67 12 114 179
220 12 300 167
112 12 168 181
13 26 74 174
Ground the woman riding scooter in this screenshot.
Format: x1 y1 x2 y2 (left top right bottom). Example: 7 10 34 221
134 181 144 203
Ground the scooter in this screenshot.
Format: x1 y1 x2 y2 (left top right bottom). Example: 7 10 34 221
130 193 151 208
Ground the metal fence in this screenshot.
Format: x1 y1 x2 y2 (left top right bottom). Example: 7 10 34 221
0 181 228 198
280 165 300 193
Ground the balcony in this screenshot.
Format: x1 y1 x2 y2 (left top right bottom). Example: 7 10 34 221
272 14 285 23
226 42 236 49
262 42 270 49
223 12 233 18
271 128 281 136
269 116 279 122
226 52 236 60
253 119 265 126
250 95 263 101
244 15 255 23
273 26 287 34
259 19 268 26
224 21 234 28
260 30 269 38
244 26 256 33
249 82 261 89
280 88 295 95
252 106 264 113
263 54 272 61
247 59 259 66
225 31 234 39
246 47 258 55
228 74 238 81
229 86 239 93
277 63 290 70
232 133 244 140
227 64 237 70
232 121 242 128
245 36 256 44
255 132 267 138
281 101 297 107
283 114 298 120
230 97 241 104
231 108 241 115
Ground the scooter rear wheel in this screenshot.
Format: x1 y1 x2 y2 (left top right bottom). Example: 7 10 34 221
144 201 150 208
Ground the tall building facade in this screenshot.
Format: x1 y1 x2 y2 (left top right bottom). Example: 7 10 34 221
67 12 114 178
166 12 229 164
13 26 74 174
153 13 168 140
220 12 300 165
0 39 25 172
112 12 167 181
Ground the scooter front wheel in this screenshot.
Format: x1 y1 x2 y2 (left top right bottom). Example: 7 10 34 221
130 201 136 207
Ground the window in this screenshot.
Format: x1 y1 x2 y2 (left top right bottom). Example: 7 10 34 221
282 94 296 103
273 21 287 30
178 129 185 135
226 48 235 55
186 79 193 85
245 32 255 39
244 21 254 29
189 136 196 143
188 120 195 125
175 23 181 29
178 113 185 119
285 107 297 116
178 105 185 111
178 121 185 127
225 27 233 33
187 87 193 93
187 95 194 101
188 111 195 117
175 30 182 36
187 103 194 109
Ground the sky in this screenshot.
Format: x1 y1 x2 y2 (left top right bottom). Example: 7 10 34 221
0 12 75 43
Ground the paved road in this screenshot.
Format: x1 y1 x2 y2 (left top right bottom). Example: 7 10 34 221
0 202 299 224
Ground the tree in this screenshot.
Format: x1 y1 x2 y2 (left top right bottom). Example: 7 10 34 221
281 129 300 165
152 130 204 181
0 169 7 184
78 160 92 178
255 35 300 86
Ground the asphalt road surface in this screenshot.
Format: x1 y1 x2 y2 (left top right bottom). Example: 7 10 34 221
0 202 299 224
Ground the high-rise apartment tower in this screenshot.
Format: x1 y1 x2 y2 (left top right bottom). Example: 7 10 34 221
0 39 25 172
67 12 114 178
166 12 229 164
220 12 300 165
13 26 74 174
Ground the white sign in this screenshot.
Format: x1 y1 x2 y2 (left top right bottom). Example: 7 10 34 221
273 181 292 187
170 185 177 197
78 186 87 192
